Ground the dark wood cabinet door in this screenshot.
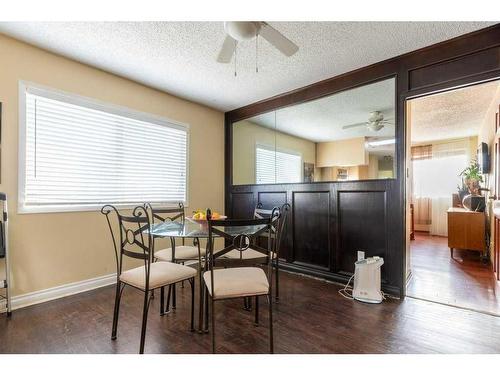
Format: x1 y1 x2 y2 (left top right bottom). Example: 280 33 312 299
292 191 330 269
337 191 387 276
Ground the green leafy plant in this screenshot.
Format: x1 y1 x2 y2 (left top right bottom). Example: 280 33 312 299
459 160 483 183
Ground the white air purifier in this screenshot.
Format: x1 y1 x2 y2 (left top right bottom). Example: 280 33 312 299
352 256 384 304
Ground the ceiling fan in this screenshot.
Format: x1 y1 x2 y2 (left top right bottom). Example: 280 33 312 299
342 111 394 132
217 21 299 63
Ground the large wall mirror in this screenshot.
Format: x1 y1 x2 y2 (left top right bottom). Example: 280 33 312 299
232 77 396 185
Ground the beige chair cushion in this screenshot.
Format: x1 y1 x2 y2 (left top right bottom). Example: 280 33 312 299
155 245 204 262
120 262 196 290
222 248 276 260
203 267 269 300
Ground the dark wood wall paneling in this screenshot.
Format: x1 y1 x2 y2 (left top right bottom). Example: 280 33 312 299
225 24 500 297
292 190 331 270
337 190 386 276
230 192 255 219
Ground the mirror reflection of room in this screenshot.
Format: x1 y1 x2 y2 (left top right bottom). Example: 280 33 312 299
232 77 396 185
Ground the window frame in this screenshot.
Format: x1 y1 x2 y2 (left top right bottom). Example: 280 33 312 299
18 81 190 214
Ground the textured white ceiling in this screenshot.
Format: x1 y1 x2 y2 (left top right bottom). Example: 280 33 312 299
410 80 500 144
0 22 495 111
242 78 396 142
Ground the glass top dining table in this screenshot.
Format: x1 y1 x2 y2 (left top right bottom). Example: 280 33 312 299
148 220 267 239
147 219 269 334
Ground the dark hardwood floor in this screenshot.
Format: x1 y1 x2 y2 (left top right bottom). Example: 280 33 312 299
407 232 500 315
2 268 500 354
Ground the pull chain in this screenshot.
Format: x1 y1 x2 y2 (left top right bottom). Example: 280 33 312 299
255 33 259 73
234 39 237 77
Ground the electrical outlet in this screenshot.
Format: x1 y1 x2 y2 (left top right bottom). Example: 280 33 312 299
357 251 365 261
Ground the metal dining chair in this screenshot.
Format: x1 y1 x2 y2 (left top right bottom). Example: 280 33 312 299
204 210 277 353
144 202 203 315
221 203 290 301
101 205 197 354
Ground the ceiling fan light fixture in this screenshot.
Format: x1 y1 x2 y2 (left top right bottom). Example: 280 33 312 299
367 122 384 132
368 111 384 122
217 21 299 66
224 22 259 41
341 110 393 131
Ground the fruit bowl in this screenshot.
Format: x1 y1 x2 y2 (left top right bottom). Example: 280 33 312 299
186 212 227 228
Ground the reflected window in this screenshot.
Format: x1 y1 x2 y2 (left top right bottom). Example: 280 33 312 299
256 145 302 184
255 145 275 184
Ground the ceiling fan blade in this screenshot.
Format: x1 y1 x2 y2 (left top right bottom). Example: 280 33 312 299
342 122 367 130
217 35 237 63
259 22 299 57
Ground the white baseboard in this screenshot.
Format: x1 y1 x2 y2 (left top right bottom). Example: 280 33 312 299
1 273 116 312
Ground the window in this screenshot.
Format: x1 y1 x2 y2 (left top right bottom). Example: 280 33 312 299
413 155 467 198
412 140 470 199
19 83 189 213
255 145 302 184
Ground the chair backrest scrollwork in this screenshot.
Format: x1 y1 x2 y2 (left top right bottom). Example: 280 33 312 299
275 203 290 259
206 209 275 296
144 202 185 224
101 205 153 286
253 203 290 260
144 202 190 252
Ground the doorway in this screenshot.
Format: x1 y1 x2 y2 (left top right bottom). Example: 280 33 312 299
406 79 500 315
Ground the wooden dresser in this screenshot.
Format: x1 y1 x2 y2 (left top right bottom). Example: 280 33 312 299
447 207 486 258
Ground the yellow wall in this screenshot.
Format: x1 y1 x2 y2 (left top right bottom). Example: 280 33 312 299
316 137 368 168
232 120 316 185
0 34 224 297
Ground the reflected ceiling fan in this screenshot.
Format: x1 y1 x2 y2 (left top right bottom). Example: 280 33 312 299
217 21 299 63
342 111 394 132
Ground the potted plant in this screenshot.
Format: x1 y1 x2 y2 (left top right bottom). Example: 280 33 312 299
459 160 483 195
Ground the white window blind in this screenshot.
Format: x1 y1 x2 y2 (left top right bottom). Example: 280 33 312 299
276 149 302 183
19 84 188 213
256 146 276 184
256 145 302 184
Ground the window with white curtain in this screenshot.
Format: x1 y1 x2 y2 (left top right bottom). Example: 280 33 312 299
412 141 469 199
19 83 189 213
413 155 468 198
255 145 302 184
412 139 471 236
